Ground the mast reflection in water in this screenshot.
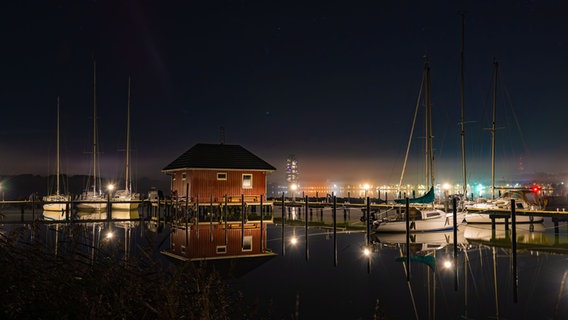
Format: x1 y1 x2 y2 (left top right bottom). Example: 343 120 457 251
8 207 568 318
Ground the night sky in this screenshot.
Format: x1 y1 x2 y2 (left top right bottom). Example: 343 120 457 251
1 1 568 189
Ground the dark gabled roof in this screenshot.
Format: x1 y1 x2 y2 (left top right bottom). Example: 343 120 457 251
162 143 276 171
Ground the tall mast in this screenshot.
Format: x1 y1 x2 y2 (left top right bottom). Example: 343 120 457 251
56 96 60 195
424 55 434 189
460 13 467 199
491 60 498 200
92 60 98 195
125 75 131 194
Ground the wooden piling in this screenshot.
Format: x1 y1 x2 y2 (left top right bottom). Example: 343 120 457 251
281 193 286 256
511 199 518 303
405 198 410 281
333 195 337 267
224 194 228 245
241 194 245 249
305 195 309 261
209 194 213 243
366 197 370 246
453 197 458 291
260 195 264 253
185 183 189 248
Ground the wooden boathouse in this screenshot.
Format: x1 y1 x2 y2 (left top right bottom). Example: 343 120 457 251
161 143 277 261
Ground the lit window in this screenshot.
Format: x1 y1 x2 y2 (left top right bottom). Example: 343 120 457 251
242 236 252 251
217 172 227 181
242 174 252 189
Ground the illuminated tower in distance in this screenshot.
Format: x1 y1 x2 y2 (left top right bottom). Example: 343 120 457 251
286 155 299 201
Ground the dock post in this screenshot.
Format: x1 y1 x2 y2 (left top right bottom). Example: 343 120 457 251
196 195 200 240
209 194 213 243
305 195 309 261
453 197 458 291
366 197 372 274
511 199 518 303
260 195 264 253
157 197 161 224
184 183 189 248
333 195 337 267
241 194 245 249
405 198 410 281
224 194 228 245
366 197 371 246
281 193 285 256
107 193 111 221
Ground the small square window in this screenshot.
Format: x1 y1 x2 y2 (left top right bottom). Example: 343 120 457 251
242 236 252 251
216 245 227 254
182 172 187 181
242 174 252 189
217 172 227 180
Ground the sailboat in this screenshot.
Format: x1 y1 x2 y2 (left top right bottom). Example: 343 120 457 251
77 60 107 211
372 57 465 233
42 96 72 214
464 62 543 224
111 76 140 210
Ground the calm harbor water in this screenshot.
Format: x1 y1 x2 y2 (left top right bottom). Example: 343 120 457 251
232 220 568 319
2 205 568 319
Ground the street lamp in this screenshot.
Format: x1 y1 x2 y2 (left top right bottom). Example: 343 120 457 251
363 184 370 204
107 183 115 197
290 183 298 202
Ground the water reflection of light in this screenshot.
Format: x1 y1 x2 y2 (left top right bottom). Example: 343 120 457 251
290 237 298 245
362 246 371 257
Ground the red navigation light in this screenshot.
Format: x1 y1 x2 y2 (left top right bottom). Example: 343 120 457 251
531 186 540 193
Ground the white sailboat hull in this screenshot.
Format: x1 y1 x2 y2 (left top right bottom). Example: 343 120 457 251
111 190 140 210
76 202 107 211
111 202 139 210
42 194 71 212
465 212 543 224
42 210 67 221
43 203 68 212
373 210 466 233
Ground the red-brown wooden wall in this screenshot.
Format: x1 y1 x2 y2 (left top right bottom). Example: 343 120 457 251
169 169 268 202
